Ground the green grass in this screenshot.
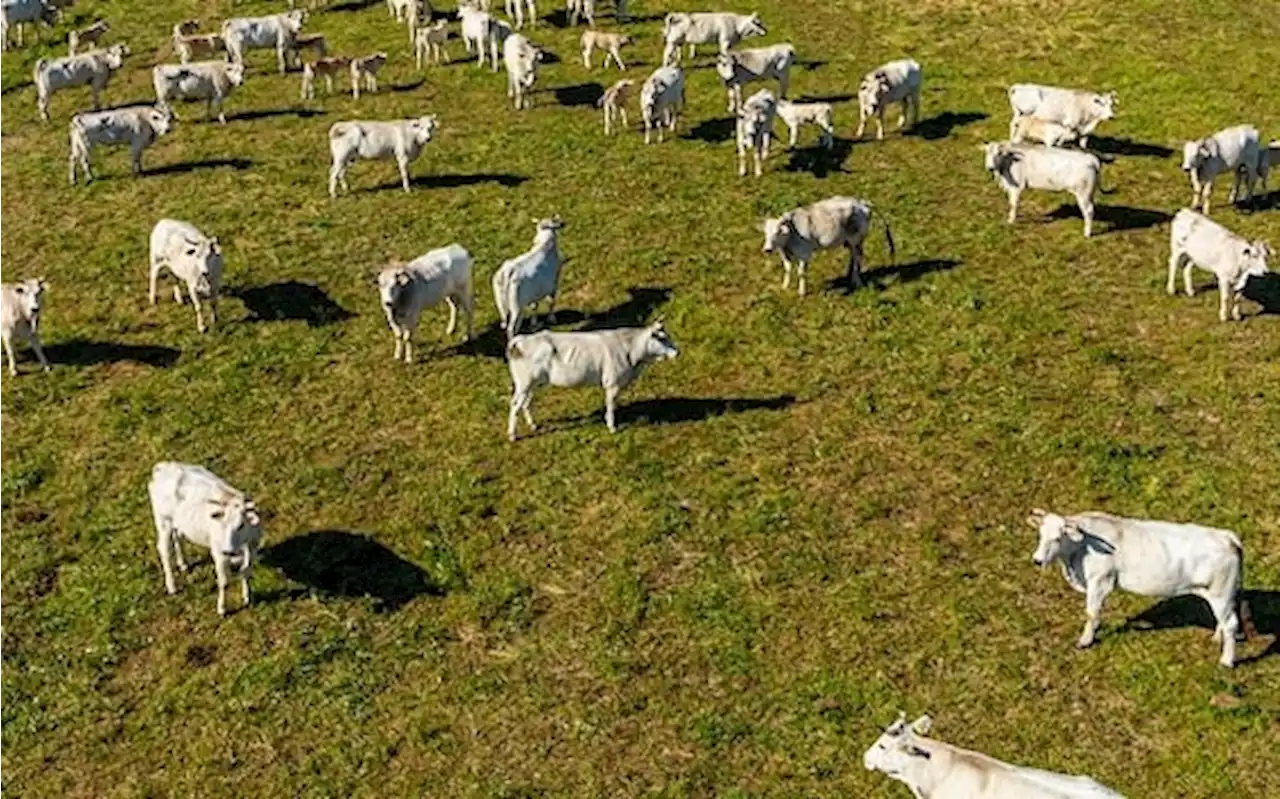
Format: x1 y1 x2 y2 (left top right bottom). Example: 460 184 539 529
3 0 1279 796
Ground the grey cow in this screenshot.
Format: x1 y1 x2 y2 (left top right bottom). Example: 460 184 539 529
760 196 896 296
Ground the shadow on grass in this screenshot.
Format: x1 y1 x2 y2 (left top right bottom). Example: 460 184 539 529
263 530 442 612
1089 135 1173 159
388 78 426 93
783 138 853 178
371 172 530 192
683 116 735 143
1045 204 1171 233
146 158 252 176
234 281 354 327
795 92 854 104
797 59 827 72
1 80 33 96
905 111 988 140
229 108 326 122
328 0 381 11
826 259 961 293
1242 272 1280 315
1247 190 1280 211
42 339 179 368
553 82 603 107
565 394 798 428
1123 590 1280 665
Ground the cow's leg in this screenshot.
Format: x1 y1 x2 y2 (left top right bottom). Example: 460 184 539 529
3 335 18 376
1218 279 1233 323
737 138 747 177
1183 259 1196 297
277 43 287 74
508 386 532 440
1202 182 1213 215
582 43 591 68
403 326 414 363
444 297 458 336
173 283 184 304
753 146 763 178
397 156 411 193
797 259 809 297
208 297 218 327
390 322 404 361
130 142 144 175
762 130 771 161
29 332 50 372
461 294 474 341
1167 251 1183 296
897 100 906 129
779 254 792 291
1078 575 1113 648
213 551 231 616
876 108 885 140
855 106 867 139
240 542 256 608
604 385 620 432
620 107 628 130
1203 590 1239 666
613 50 625 70
172 535 188 573
191 290 208 333
1077 193 1094 238
91 84 102 110
1006 188 1021 224
156 518 178 594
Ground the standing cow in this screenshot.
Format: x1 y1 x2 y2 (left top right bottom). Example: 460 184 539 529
1 278 51 376
327 115 439 196
1181 124 1262 214
1007 83 1116 148
1167 209 1270 322
152 61 245 124
983 141 1101 237
378 244 474 363
856 58 922 140
149 219 224 333
222 10 307 74
760 196 896 296
661 11 765 65
34 43 129 121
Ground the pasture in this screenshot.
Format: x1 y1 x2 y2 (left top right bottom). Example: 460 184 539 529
2 0 1279 795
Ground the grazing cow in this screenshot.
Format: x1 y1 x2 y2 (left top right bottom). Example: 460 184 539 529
152 61 245 124
327 115 438 196
503 34 541 110
865 713 1127 799
506 321 679 439
661 11 765 65
34 43 129 122
149 462 263 617
492 217 565 339
504 0 536 28
640 65 684 144
149 219 224 333
856 58 922 140
172 20 225 64
67 19 108 55
1167 209 1271 322
1028 508 1255 667
415 20 450 67
301 56 351 99
222 10 307 74
716 44 794 114
378 245 474 363
1 0 58 51
1011 115 1079 148
68 105 172 184
775 98 833 149
735 88 776 178
1 278 50 376
459 3 504 70
983 141 1101 237
581 29 630 70
598 78 633 135
1181 124 1262 214
350 51 387 99
761 195 895 295
1007 83 1116 148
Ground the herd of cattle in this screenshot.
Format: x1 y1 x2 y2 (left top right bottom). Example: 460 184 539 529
1 0 1276 796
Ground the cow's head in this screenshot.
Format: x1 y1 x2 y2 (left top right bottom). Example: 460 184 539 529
1092 91 1117 121
639 320 680 362
858 70 892 113
411 114 438 145
180 236 221 297
177 18 201 35
715 52 740 83
12 278 47 320
226 62 246 86
378 265 412 311
1182 138 1216 172
104 43 130 68
982 141 1019 173
1235 240 1272 292
285 9 308 29
864 713 934 778
739 13 766 38
149 105 174 136
208 494 262 551
1027 507 1085 567
761 213 794 254
617 34 634 46
533 215 565 234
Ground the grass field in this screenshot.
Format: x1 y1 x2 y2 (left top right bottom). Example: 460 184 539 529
3 0 1280 795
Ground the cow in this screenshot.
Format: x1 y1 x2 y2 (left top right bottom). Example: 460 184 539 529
506 321 679 440
581 29 630 70
152 61 245 124
148 219 224 333
640 65 684 144
1 0 58 51
504 0 536 28
34 43 129 121
865 713 1127 799
172 20 225 64
1007 83 1116 148
775 98 833 149
350 51 387 99
149 462 263 617
67 19 108 55
414 19 450 67
492 216 565 339
983 141 1101 237
856 58 922 140
222 10 307 74
760 196 896 296
598 78 633 135
1028 508 1256 668
458 3 504 70
301 57 351 100
716 44 794 114
1 278 51 376
1181 124 1262 214
68 105 172 184
503 33 541 110
378 244 474 363
327 115 438 197
1166 209 1271 322
735 88 776 178
661 12 765 65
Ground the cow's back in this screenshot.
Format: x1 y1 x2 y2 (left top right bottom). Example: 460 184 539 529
1016 145 1099 191
804 196 864 247
1171 209 1236 262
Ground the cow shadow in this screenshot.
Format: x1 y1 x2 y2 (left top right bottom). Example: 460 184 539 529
229 108 325 122
577 286 672 329
783 138 854 178
1089 136 1173 159
234 281 354 327
389 78 426 93
146 158 253 177
906 111 988 141
262 530 442 612
1046 204 1171 233
1242 272 1280 315
683 116 735 143
1247 190 1280 211
1123 590 1280 665
375 173 530 192
826 259 962 293
796 59 827 72
537 49 563 65
554 82 604 107
1 80 33 97
327 0 381 11
597 394 798 427
795 92 854 104
41 339 180 368
447 325 508 359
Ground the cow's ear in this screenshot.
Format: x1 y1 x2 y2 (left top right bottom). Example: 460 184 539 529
1063 522 1085 542
1027 507 1047 528
910 715 932 735
209 237 220 252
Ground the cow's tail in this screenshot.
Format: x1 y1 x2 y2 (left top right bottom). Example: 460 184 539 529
1236 541 1257 640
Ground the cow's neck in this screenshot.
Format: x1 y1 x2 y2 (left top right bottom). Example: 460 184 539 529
899 738 955 797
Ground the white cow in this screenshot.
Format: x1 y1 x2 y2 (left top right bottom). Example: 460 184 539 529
152 61 245 124
172 20 226 64
775 98 833 149
1181 124 1262 214
378 244 474 363
640 65 684 144
983 141 1101 237
149 219 224 333
1 0 58 51
34 43 129 121
67 19 108 55
1007 83 1116 148
506 321 679 439
761 196 896 296
1 278 51 376
715 44 794 114
492 217 565 339
149 462 263 617
504 0 535 28
459 3 503 70
222 10 307 74
1029 508 1255 667
735 88 776 178
1167 208 1270 322
68 105 172 184
865 714 1127 799
661 11 765 65
504 33 541 109
327 115 438 197
856 58 922 140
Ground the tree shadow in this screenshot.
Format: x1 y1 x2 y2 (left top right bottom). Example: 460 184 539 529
1045 204 1171 233
229 108 326 122
1242 272 1280 315
1088 135 1173 159
233 281 354 327
389 78 426 93
145 158 252 176
1123 590 1280 665
371 172 530 192
553 82 603 107
794 92 853 104
41 339 180 367
905 111 988 141
683 116 735 143
262 530 441 612
783 138 853 178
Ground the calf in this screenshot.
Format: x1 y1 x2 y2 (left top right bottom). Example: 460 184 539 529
1008 83 1116 148
581 29 630 70
492 217 565 338
504 0 536 28
662 12 765 65
1 278 50 376
350 51 387 99
1010 115 1078 148
1 0 58 51
983 141 1101 237
775 98 833 149
735 88 776 178
172 20 225 64
640 65 684 144
1167 208 1270 322
598 77 633 135
378 244 474 363
506 321 679 439
503 34 541 110
152 60 245 124
716 43 794 114
761 195 895 295
856 58 922 140
415 20 450 67
301 56 350 99
149 462 263 617
292 31 327 61
328 115 438 196
1029 508 1255 667
222 10 307 74
67 19 108 55
149 219 224 333
68 105 172 184
34 43 129 122
1181 124 1261 214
